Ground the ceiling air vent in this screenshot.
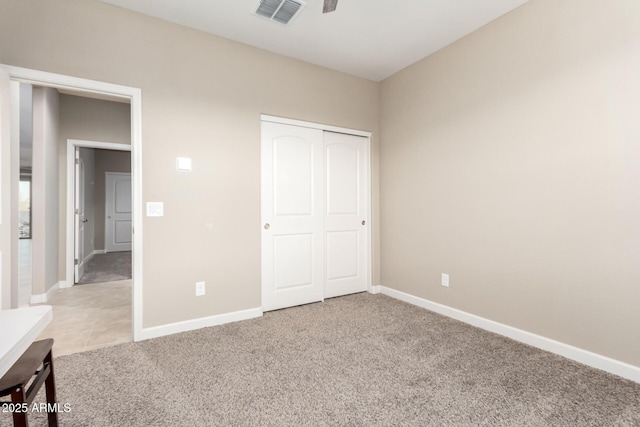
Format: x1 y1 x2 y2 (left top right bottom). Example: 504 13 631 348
254 0 307 26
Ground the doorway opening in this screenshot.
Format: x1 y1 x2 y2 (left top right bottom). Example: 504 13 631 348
71 146 132 286
1 64 143 344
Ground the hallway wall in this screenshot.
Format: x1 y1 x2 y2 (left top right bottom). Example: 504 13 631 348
31 86 59 295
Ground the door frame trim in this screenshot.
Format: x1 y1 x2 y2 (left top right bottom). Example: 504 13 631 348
260 114 373 298
1 64 143 342
261 114 372 138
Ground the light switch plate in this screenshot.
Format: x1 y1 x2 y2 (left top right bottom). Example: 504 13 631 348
195 281 206 296
176 157 192 171
441 273 450 287
146 202 164 217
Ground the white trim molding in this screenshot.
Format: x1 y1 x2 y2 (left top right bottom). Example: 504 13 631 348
58 280 72 290
139 307 263 341
29 282 60 304
378 286 640 384
261 114 372 138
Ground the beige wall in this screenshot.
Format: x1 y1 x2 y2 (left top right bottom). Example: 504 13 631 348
58 94 130 145
0 0 380 327
380 0 640 367
57 94 131 276
94 150 131 250
31 86 59 295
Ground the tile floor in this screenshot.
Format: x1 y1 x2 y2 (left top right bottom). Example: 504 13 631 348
18 238 132 357
35 280 132 357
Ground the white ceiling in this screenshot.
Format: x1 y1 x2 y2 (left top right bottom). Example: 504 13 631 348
99 0 528 81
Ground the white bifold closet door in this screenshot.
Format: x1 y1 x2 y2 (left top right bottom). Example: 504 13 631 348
261 121 368 312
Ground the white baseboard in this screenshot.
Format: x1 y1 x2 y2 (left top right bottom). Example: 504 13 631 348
30 282 60 304
82 249 105 265
58 280 73 289
378 286 640 384
370 285 381 294
138 307 263 341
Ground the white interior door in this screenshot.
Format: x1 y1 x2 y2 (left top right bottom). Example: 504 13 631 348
324 132 368 298
261 121 370 312
261 122 325 311
74 148 85 283
105 172 132 253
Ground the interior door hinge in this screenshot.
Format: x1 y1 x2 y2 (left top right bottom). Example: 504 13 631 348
74 259 79 265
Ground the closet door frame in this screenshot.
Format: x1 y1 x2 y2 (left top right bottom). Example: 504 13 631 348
260 114 372 310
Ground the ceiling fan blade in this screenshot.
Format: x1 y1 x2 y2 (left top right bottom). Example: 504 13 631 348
323 0 338 13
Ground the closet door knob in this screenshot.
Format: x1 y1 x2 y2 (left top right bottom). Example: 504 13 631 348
361 220 366 226
264 223 270 230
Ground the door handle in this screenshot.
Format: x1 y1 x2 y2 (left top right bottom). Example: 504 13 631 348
82 218 89 223
361 220 366 226
264 223 270 230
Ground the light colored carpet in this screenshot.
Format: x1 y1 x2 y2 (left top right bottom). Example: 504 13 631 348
78 251 131 285
2 293 639 426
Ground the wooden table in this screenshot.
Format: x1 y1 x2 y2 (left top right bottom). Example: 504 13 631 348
0 305 53 378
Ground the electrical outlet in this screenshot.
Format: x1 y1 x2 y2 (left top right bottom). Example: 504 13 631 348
441 273 449 287
195 281 206 296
